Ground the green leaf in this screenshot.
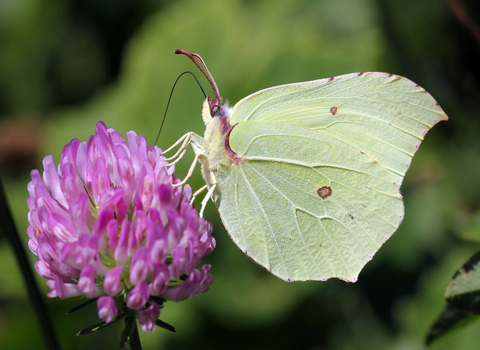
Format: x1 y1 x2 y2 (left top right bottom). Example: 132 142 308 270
426 250 480 345
155 319 176 332
66 297 98 314
119 316 136 349
77 312 127 336
426 305 478 345
445 250 480 300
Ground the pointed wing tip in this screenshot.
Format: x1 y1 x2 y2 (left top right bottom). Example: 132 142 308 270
435 114 449 123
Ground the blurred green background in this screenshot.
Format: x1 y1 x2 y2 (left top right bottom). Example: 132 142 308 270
1 0 480 349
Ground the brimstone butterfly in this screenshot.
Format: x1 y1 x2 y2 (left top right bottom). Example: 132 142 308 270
171 50 448 282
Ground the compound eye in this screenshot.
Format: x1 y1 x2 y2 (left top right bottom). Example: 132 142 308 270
211 104 220 116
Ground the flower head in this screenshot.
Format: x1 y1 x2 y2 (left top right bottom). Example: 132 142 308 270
27 121 215 332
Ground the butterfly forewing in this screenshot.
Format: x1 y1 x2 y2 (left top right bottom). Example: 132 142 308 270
229 72 448 185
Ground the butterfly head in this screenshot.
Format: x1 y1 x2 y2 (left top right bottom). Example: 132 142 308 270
202 97 232 125
175 49 232 119
207 96 223 117
207 96 232 117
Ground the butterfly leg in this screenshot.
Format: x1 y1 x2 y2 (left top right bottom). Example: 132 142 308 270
190 184 208 205
172 153 200 187
164 132 193 161
168 144 190 166
199 183 216 218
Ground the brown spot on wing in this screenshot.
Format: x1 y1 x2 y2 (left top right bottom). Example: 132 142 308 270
317 186 332 199
330 106 338 115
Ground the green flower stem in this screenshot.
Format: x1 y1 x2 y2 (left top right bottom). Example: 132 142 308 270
0 175 61 350
129 321 142 350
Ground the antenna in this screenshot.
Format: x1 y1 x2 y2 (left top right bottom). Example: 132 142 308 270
155 71 207 146
174 50 222 116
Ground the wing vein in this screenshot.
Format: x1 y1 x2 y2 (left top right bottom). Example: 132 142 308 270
244 163 313 277
238 165 289 276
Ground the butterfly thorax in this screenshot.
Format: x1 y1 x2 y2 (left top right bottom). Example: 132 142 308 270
194 99 242 189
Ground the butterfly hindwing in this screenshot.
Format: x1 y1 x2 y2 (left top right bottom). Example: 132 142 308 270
214 121 403 281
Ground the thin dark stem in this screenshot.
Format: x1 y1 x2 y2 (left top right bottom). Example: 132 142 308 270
0 175 61 350
129 321 142 350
